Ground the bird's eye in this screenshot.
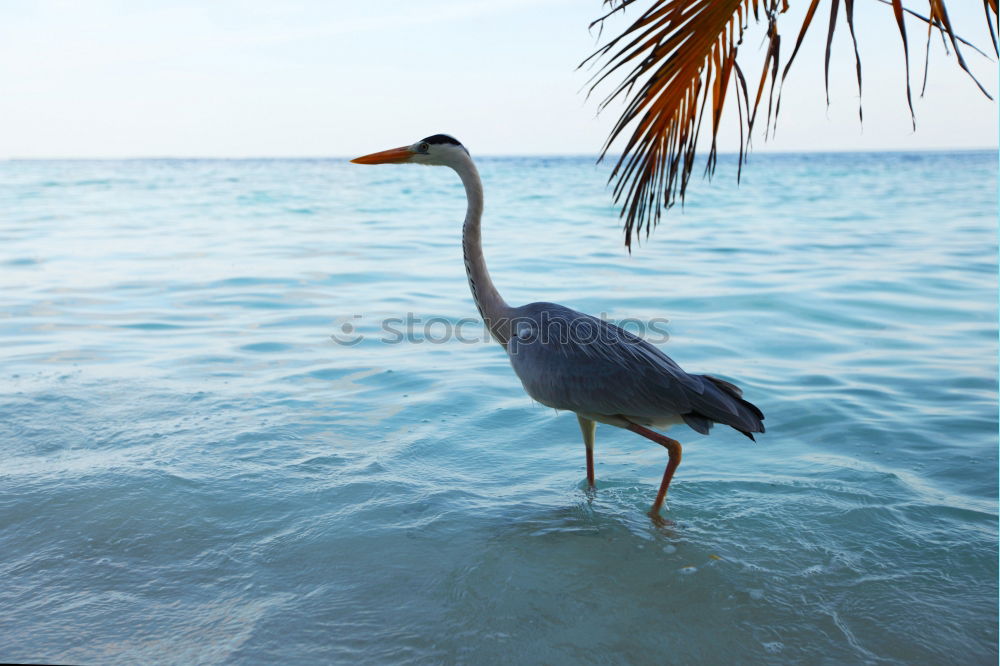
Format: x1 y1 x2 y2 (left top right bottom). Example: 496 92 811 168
418 142 429 152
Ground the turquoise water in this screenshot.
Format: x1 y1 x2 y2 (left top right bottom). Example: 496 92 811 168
1 151 996 663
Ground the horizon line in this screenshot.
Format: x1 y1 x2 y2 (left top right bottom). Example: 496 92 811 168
3 146 997 161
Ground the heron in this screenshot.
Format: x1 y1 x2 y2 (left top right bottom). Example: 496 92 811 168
351 134 765 516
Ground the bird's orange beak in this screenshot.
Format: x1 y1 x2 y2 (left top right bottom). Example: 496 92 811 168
350 146 414 165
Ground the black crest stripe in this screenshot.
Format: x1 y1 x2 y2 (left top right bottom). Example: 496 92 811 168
422 134 462 146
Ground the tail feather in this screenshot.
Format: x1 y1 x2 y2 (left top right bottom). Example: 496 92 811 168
703 374 744 397
681 412 712 435
688 375 765 439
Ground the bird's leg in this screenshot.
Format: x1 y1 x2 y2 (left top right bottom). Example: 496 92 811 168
576 415 597 487
626 423 683 515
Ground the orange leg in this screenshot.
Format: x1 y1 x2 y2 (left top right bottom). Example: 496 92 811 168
576 415 597 487
627 423 683 515
585 445 595 486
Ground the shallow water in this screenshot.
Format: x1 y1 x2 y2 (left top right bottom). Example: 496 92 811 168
1 151 996 664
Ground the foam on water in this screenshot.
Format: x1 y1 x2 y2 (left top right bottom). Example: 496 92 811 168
0 152 996 663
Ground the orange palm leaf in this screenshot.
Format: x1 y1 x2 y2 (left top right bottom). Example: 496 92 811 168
585 0 998 249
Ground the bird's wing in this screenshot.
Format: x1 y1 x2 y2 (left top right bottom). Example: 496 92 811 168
504 302 715 422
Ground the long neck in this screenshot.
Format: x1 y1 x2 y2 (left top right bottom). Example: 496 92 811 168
452 155 511 344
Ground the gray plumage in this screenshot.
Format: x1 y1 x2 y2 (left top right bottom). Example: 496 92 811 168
350 134 765 516
506 302 765 439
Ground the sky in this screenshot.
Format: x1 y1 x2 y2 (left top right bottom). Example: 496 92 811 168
0 0 996 158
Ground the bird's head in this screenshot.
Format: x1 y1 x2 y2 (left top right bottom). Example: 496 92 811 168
350 134 469 167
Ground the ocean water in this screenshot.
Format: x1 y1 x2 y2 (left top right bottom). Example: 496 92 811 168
0 151 996 664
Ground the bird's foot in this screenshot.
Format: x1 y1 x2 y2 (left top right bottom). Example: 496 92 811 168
647 510 675 528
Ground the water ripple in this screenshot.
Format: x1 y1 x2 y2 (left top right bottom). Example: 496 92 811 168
0 153 995 664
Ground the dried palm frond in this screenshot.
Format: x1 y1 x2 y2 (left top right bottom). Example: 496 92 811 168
584 0 998 249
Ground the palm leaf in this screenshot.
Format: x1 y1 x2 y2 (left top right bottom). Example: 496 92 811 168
585 0 998 249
